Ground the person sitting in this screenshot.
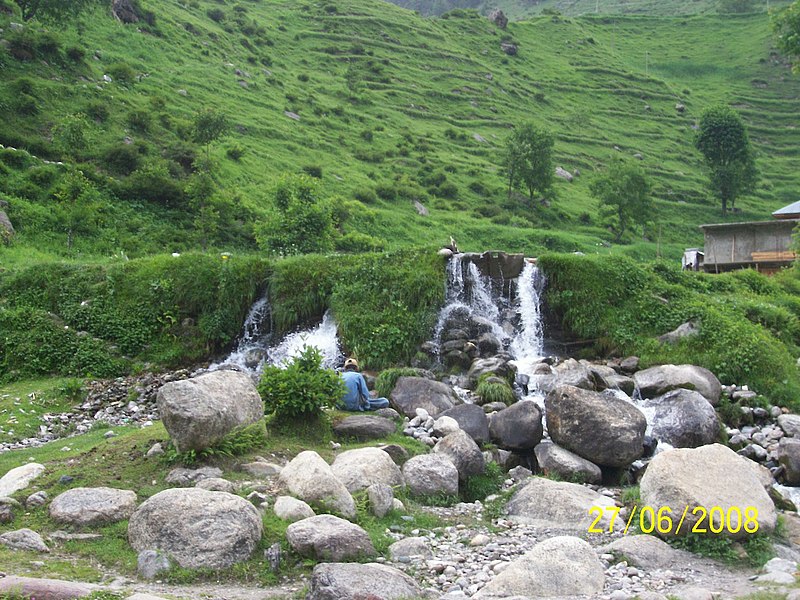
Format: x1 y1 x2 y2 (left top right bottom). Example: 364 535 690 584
339 357 390 411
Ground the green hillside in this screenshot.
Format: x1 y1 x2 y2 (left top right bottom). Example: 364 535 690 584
0 0 798 265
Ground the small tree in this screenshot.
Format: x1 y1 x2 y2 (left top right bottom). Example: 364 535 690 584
503 123 554 202
192 108 229 162
52 170 104 250
773 0 800 72
255 174 335 255
590 161 652 243
13 0 101 22
694 105 757 214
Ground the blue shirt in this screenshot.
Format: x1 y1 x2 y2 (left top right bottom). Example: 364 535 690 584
340 371 370 411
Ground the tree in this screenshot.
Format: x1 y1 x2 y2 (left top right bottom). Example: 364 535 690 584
13 0 101 22
52 170 105 251
255 174 335 255
694 105 757 215
192 108 229 162
774 0 800 72
590 161 652 243
503 123 554 202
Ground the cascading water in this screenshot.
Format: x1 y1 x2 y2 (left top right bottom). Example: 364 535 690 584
508 262 548 404
266 310 342 369
210 295 273 372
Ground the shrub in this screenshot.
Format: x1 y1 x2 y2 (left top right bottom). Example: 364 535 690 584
461 461 504 502
85 100 110 122
225 143 245 161
258 346 345 419
475 374 515 404
103 143 142 176
66 45 85 62
302 164 323 179
334 232 386 253
375 367 423 398
106 62 137 84
354 188 377 204
207 8 226 22
127 109 152 132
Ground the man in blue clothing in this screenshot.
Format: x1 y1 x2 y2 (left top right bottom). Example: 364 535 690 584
339 358 390 411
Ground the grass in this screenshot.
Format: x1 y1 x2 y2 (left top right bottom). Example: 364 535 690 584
0 377 84 444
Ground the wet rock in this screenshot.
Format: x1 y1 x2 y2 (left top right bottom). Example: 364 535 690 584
286 515 376 561
641 389 719 448
553 358 594 389
467 356 516 388
279 451 355 519
50 487 136 527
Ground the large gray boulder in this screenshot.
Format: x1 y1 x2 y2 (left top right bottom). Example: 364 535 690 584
778 414 800 438
554 358 595 390
402 453 459 497
0 463 45 498
506 476 623 531
634 364 722 406
432 429 485 480
778 437 800 485
641 389 720 448
546 385 646 467
0 576 97 598
128 488 262 568
308 562 423 600
389 376 457 417
279 451 356 519
157 370 263 452
50 487 137 527
0 528 49 553
488 400 543 451
274 496 315 522
333 415 396 440
330 447 404 493
474 536 605 598
439 403 490 443
286 514 376 561
639 444 777 539
534 440 602 484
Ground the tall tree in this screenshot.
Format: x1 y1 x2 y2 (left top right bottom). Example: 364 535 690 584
503 123 554 202
13 0 101 22
774 0 800 72
590 161 652 243
694 105 757 215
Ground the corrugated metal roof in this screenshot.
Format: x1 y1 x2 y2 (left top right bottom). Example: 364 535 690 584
773 201 800 218
700 219 800 230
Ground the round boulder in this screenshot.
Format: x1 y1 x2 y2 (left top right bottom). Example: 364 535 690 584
639 444 777 539
308 562 423 600
333 415 396 441
331 447 404 493
438 403 490 443
546 385 646 467
128 488 262 568
156 370 264 452
489 400 543 451
50 487 136 527
402 453 459 497
274 496 315 522
389 376 458 418
534 440 601 484
286 514 376 561
279 451 355 519
641 389 719 448
633 364 721 406
432 429 485 480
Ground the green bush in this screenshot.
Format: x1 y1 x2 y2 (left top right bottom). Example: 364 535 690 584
460 461 504 503
375 367 424 397
334 232 386 253
258 346 345 419
475 375 515 405
106 62 137 84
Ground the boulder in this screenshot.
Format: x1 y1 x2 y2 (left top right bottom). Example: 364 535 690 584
333 415 396 440
0 210 15 243
331 447 404 493
467 356 516 388
389 376 458 417
388 537 433 561
601 535 689 569
279 451 356 519
488 400 543 451
128 488 262 568
274 496 315 522
286 514 376 561
778 414 800 438
439 403 490 443
554 166 574 182
534 440 602 484
195 477 235 493
50 487 136 527
474 536 604 598
641 389 720 448
239 462 281 478
156 370 263 452
402 453 459 497
137 549 171 580
0 463 45 498
658 320 700 344
166 466 222 485
506 477 623 531
500 42 518 56
779 437 800 485
433 415 461 437
488 8 508 29
0 528 49 552
0 576 97 598
633 364 721 406
546 385 646 467
367 483 394 518
112 0 139 23
639 444 777 538
433 429 485 480
307 562 423 600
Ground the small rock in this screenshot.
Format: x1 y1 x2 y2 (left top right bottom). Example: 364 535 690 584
137 549 171 580
0 529 49 553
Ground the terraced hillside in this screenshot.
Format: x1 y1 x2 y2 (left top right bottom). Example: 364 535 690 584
0 0 798 262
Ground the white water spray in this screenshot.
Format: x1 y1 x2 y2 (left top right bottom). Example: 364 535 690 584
266 310 342 369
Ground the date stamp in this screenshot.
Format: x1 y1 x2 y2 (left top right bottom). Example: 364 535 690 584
588 505 760 535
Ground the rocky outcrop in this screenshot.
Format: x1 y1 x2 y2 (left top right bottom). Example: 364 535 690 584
778 437 800 485
488 400 543 451
634 364 722 405
546 385 646 467
286 515 376 561
112 0 139 23
307 562 424 600
156 370 263 452
279 451 356 519
488 9 508 29
467 356 516 388
534 440 602 484
389 376 457 417
0 576 97 598
0 463 45 497
330 447 404 493
50 487 137 527
402 453 459 497
128 488 263 568
639 444 776 538
641 389 719 448
433 429 485 480
0 528 49 552
474 536 604 598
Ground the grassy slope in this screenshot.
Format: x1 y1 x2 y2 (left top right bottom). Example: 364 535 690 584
0 1 798 263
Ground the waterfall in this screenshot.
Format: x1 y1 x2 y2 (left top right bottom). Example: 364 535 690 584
267 310 342 369
509 262 545 360
210 295 273 372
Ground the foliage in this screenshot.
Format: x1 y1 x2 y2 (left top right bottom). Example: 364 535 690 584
192 107 229 160
774 0 800 72
255 174 335 256
12 0 102 22
169 420 268 465
258 346 345 420
590 160 652 243
475 374 515 405
460 461 504 502
375 367 424 397
694 105 758 214
503 123 554 202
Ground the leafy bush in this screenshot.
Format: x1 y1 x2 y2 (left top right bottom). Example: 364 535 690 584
461 461 504 502
106 62 137 84
375 367 424 397
170 420 267 464
475 374 515 405
103 143 142 176
258 346 345 419
226 144 245 161
334 231 386 253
